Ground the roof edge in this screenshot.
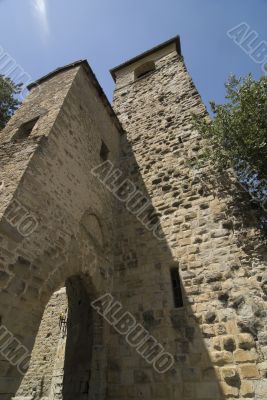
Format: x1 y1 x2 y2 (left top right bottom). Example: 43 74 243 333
28 60 124 135
27 60 87 90
110 35 181 82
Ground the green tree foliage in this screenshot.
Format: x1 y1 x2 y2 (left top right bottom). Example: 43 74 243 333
0 75 21 130
193 74 267 241
192 74 267 180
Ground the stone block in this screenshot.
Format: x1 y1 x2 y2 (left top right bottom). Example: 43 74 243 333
205 272 222 283
234 349 258 363
237 333 255 350
226 320 239 335
201 324 215 338
214 323 227 336
240 380 255 398
11 397 34 400
212 336 221 351
220 381 239 397
210 351 233 366
239 363 260 379
258 361 267 377
205 311 217 324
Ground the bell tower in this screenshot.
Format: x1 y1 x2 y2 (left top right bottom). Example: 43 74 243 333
109 37 267 399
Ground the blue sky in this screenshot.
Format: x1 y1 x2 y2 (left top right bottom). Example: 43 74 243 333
0 0 266 109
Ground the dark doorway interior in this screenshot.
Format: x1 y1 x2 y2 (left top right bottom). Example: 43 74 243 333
63 276 93 400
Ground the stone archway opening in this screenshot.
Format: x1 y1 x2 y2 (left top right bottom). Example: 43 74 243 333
13 272 105 400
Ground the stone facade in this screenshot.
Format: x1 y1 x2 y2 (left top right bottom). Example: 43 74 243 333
16 287 68 398
0 37 266 399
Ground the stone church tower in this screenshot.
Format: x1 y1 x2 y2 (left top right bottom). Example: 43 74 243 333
0 37 266 400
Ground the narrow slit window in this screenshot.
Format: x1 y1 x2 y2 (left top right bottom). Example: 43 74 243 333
13 117 39 142
134 61 155 80
170 267 184 308
100 140 109 162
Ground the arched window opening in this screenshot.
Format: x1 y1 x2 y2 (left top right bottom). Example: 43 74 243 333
134 61 156 80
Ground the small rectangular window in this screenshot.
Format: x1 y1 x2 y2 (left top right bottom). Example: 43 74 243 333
170 267 183 308
100 140 109 162
13 117 39 142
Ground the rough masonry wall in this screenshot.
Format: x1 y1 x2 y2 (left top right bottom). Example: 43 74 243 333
0 67 75 220
16 287 68 398
0 62 121 399
111 48 267 399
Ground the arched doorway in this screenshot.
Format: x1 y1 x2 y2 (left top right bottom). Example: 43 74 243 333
12 273 106 400
0 209 112 400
